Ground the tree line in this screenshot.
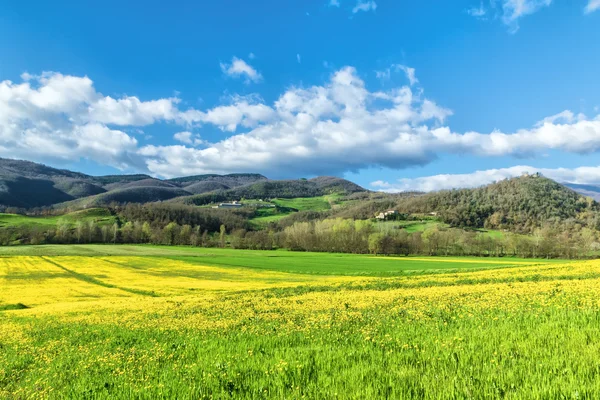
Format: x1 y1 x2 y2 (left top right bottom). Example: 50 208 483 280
4 214 597 259
280 219 598 259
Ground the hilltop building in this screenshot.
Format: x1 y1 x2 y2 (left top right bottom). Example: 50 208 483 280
375 210 399 220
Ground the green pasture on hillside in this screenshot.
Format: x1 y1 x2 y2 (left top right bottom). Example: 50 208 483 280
272 196 331 211
0 208 116 228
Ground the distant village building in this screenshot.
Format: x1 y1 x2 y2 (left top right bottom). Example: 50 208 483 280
214 201 243 209
375 210 399 220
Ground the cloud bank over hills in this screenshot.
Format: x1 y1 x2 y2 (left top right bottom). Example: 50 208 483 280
2 68 600 182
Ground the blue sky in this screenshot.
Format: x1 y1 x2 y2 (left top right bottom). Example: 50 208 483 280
0 0 599 191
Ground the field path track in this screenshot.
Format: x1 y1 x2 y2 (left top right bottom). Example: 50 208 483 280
40 256 159 297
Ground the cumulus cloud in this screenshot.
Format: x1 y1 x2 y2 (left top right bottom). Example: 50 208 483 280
585 0 600 13
3 67 600 179
0 73 145 169
137 67 600 178
219 57 263 83
173 131 204 146
371 165 600 193
352 0 377 13
89 96 181 126
468 0 553 32
173 131 193 144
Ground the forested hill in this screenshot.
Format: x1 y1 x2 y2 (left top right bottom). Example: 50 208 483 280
174 177 366 206
395 174 600 233
0 158 365 209
2 158 600 235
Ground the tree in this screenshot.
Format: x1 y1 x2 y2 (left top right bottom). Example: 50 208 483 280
101 225 111 243
163 222 180 246
219 224 227 248
56 220 70 243
368 233 384 255
111 223 119 244
75 221 85 244
87 220 99 243
179 225 193 246
122 222 136 243
141 222 152 243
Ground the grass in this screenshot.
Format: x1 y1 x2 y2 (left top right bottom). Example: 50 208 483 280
246 195 336 227
248 207 293 228
376 220 448 233
249 195 344 228
0 208 116 228
0 245 560 276
272 195 337 212
0 246 596 398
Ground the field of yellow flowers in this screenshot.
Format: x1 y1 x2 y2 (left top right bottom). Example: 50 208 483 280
1 253 600 399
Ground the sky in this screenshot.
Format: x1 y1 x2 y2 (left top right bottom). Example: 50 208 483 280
0 0 599 192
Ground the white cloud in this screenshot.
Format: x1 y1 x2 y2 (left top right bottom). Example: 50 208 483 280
501 0 552 32
297 54 301 64
585 0 600 13
353 0 377 13
248 52 256 60
0 73 143 169
20 72 35 81
88 96 181 126
375 69 391 82
173 131 193 144
191 96 276 132
467 3 487 18
219 57 263 83
395 65 418 86
173 131 204 146
534 110 586 127
3 67 600 179
329 0 340 7
137 67 600 178
376 65 418 86
371 165 600 193
468 0 553 32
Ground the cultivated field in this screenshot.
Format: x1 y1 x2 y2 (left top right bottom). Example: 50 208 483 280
1 246 599 398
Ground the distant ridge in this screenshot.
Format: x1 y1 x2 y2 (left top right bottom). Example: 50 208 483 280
0 158 365 209
563 183 600 201
174 176 366 206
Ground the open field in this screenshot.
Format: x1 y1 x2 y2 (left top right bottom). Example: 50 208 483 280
0 208 116 228
249 195 345 228
1 246 598 398
0 245 561 275
272 195 339 212
248 208 293 228
375 220 447 233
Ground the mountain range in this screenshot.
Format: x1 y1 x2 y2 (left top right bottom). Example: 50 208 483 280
3 158 600 221
0 158 365 209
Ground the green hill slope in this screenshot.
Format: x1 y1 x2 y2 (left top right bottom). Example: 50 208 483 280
339 174 600 233
177 177 366 206
54 187 191 209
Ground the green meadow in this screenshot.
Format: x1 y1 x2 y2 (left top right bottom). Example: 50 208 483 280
0 244 560 276
0 246 598 399
0 208 116 228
